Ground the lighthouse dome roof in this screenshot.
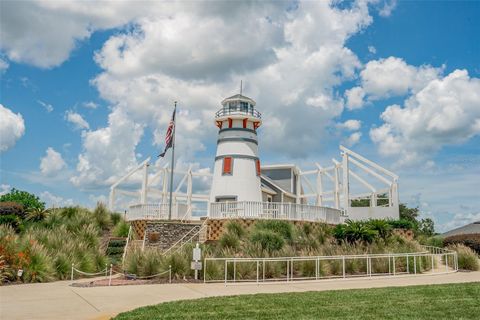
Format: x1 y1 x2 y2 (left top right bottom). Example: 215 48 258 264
221 94 256 107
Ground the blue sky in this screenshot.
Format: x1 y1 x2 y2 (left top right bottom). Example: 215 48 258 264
1 0 479 232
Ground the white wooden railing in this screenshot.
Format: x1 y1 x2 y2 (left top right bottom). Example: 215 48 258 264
127 203 189 221
209 201 342 224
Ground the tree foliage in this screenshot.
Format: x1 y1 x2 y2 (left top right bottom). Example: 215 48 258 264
0 188 45 211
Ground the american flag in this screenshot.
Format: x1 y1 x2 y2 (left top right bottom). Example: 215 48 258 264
158 107 176 157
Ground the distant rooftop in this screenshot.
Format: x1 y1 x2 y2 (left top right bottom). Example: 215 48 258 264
442 221 480 237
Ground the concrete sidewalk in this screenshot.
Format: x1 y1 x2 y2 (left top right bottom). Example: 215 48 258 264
1 272 479 320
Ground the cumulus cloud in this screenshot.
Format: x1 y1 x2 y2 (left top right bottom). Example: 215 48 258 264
370 69 480 166
345 132 362 147
65 110 89 130
40 147 67 176
345 87 366 110
71 108 144 188
0 184 11 196
360 56 443 101
37 100 53 113
337 119 362 131
367 45 376 54
0 104 25 152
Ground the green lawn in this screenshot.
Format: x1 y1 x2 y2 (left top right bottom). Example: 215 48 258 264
114 282 480 320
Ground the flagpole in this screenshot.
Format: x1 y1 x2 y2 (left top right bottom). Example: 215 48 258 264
168 101 177 220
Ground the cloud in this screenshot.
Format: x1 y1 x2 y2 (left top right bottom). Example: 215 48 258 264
40 191 74 208
0 104 25 152
337 119 362 131
40 147 67 176
0 57 8 72
0 184 11 196
65 110 89 130
367 45 376 54
345 86 366 110
370 69 480 166
359 57 443 102
37 100 53 113
82 101 99 109
71 108 144 188
378 0 397 17
345 132 362 147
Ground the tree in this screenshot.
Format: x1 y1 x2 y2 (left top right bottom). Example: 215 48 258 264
399 204 419 222
419 218 435 236
0 188 45 211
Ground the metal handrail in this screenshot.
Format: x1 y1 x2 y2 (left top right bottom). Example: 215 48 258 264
215 107 261 119
204 246 458 284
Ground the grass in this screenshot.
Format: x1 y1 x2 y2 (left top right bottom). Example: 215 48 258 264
114 282 480 320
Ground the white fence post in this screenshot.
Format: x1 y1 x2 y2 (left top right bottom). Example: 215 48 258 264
108 264 113 286
71 263 74 282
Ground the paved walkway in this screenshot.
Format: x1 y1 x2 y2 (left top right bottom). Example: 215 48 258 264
1 271 479 320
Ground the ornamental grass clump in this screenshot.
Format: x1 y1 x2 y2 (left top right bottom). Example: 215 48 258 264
250 230 284 252
448 244 479 271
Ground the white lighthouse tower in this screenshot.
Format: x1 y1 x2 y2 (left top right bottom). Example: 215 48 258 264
209 94 263 204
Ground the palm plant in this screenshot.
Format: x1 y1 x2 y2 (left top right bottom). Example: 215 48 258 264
26 207 49 222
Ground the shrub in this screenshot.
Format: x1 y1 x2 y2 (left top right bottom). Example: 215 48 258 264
219 233 240 250
254 220 293 241
225 221 245 238
93 203 111 230
113 220 130 238
250 230 284 252
334 220 378 244
0 214 21 231
425 236 444 248
0 188 45 212
444 233 480 255
447 244 479 271
26 208 49 222
389 219 415 230
366 219 392 240
110 212 123 226
21 242 55 283
0 202 26 220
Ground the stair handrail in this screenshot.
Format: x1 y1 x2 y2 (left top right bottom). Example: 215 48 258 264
162 225 200 256
121 225 132 266
172 221 208 255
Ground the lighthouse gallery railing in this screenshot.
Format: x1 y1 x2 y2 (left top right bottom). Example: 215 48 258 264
209 201 342 224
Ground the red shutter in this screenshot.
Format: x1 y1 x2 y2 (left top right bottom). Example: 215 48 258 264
228 118 233 128
255 159 261 176
243 118 248 128
223 157 232 175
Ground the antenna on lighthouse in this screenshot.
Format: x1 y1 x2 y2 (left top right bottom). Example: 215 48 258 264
240 80 243 95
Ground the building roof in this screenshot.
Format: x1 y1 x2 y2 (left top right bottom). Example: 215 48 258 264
442 221 480 237
221 94 256 106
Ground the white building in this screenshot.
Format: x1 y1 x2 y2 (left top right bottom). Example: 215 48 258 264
111 93 400 224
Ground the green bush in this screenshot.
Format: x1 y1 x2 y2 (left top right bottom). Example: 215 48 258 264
366 219 392 240
109 239 127 247
389 219 415 230
219 233 240 249
93 203 111 230
0 214 21 231
425 236 444 248
254 220 293 241
0 188 45 212
107 247 125 255
225 221 245 238
0 202 26 220
250 230 284 252
447 244 479 271
113 220 130 237
110 212 123 226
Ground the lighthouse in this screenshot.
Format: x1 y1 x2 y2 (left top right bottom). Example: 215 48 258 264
209 94 262 204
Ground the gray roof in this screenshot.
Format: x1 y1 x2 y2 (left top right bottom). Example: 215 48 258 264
442 221 480 237
221 94 256 106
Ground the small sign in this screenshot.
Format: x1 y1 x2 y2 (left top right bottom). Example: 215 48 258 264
17 269 23 277
193 245 201 261
191 261 202 270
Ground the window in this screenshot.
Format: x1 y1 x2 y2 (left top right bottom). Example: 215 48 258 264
255 159 261 176
223 157 233 175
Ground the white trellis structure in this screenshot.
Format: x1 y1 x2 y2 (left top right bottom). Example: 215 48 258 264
109 157 212 221
297 145 399 220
